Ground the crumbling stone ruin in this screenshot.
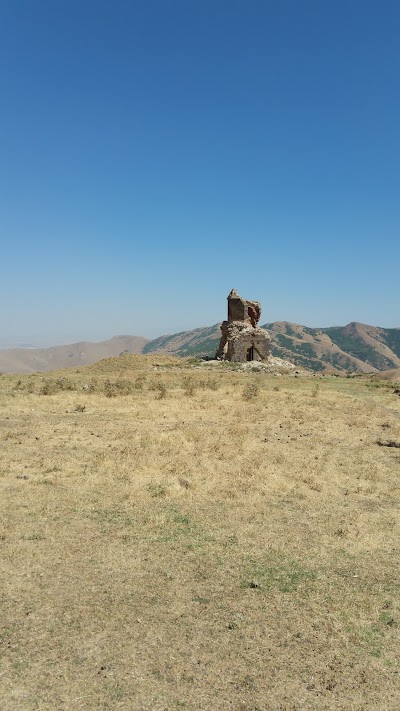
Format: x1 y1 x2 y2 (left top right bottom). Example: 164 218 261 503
216 289 271 362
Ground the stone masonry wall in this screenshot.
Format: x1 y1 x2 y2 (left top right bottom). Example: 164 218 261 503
216 290 271 362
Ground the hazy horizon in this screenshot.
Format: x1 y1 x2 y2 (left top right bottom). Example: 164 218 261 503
1 315 400 352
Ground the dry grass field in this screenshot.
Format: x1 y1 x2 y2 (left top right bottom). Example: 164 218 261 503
1 355 400 710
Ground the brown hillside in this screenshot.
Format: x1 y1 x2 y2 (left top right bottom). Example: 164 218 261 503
267 322 378 373
371 367 400 383
0 336 148 374
342 322 400 368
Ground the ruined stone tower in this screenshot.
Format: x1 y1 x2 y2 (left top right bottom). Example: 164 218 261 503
216 289 271 362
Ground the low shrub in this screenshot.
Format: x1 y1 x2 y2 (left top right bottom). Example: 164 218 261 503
200 378 219 391
242 382 260 400
134 375 147 390
183 376 195 396
104 379 135 397
40 380 58 395
155 381 167 399
40 377 77 395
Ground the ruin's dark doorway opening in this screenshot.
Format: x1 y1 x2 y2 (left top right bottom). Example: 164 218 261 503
246 346 254 361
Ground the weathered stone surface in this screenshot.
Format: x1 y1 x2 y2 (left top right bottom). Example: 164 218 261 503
216 289 271 362
227 288 261 327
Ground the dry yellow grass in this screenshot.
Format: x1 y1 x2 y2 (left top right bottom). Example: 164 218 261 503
1 361 400 710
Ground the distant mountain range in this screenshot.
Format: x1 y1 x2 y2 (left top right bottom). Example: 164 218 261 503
143 321 400 374
0 322 399 375
266 321 400 373
0 336 148 374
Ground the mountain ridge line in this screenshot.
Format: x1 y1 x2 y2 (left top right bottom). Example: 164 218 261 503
1 321 400 375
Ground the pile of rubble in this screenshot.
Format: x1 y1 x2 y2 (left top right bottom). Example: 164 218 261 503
201 355 307 375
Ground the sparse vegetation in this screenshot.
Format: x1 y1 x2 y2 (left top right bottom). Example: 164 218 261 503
242 381 260 399
154 380 167 399
1 359 400 710
312 383 320 397
104 378 135 397
182 375 196 396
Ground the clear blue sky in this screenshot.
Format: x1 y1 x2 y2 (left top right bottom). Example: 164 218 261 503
1 0 399 346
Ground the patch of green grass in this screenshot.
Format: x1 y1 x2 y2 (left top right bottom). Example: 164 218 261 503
244 552 317 593
142 507 215 547
89 508 136 527
365 380 393 390
379 611 397 628
147 482 168 498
